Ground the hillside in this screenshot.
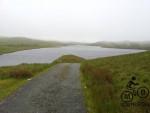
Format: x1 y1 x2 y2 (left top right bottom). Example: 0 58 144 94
90 41 150 50
0 37 67 54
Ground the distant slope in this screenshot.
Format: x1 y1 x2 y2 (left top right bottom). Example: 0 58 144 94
0 37 67 54
90 41 150 50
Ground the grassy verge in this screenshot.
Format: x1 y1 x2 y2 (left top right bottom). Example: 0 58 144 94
0 63 54 101
80 51 150 113
0 79 27 101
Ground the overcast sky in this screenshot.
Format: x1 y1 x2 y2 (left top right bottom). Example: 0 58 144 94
0 0 150 42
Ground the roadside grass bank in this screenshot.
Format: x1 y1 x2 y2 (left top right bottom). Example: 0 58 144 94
80 51 150 113
0 63 54 101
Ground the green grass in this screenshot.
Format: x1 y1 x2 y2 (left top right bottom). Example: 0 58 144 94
0 63 54 101
0 37 66 54
0 79 27 101
80 51 150 113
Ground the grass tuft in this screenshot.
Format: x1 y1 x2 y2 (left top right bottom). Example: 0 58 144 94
9 67 33 78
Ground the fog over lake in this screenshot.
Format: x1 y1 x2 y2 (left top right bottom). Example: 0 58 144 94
0 45 145 67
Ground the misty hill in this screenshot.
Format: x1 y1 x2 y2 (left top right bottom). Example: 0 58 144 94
0 37 67 46
0 37 67 54
90 41 150 50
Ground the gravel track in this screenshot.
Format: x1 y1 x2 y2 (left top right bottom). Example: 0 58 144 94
0 63 86 113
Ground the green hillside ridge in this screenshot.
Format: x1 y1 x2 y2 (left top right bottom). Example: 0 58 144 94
0 37 67 54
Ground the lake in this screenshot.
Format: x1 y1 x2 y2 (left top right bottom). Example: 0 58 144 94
0 45 145 67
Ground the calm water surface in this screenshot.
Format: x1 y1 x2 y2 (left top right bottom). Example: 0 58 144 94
0 45 145 66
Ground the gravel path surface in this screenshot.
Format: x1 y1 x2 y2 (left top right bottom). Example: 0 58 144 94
0 63 86 113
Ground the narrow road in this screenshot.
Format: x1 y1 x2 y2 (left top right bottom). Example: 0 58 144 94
0 63 86 113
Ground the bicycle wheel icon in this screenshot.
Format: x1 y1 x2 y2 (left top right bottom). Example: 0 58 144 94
121 91 133 102
137 87 149 98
